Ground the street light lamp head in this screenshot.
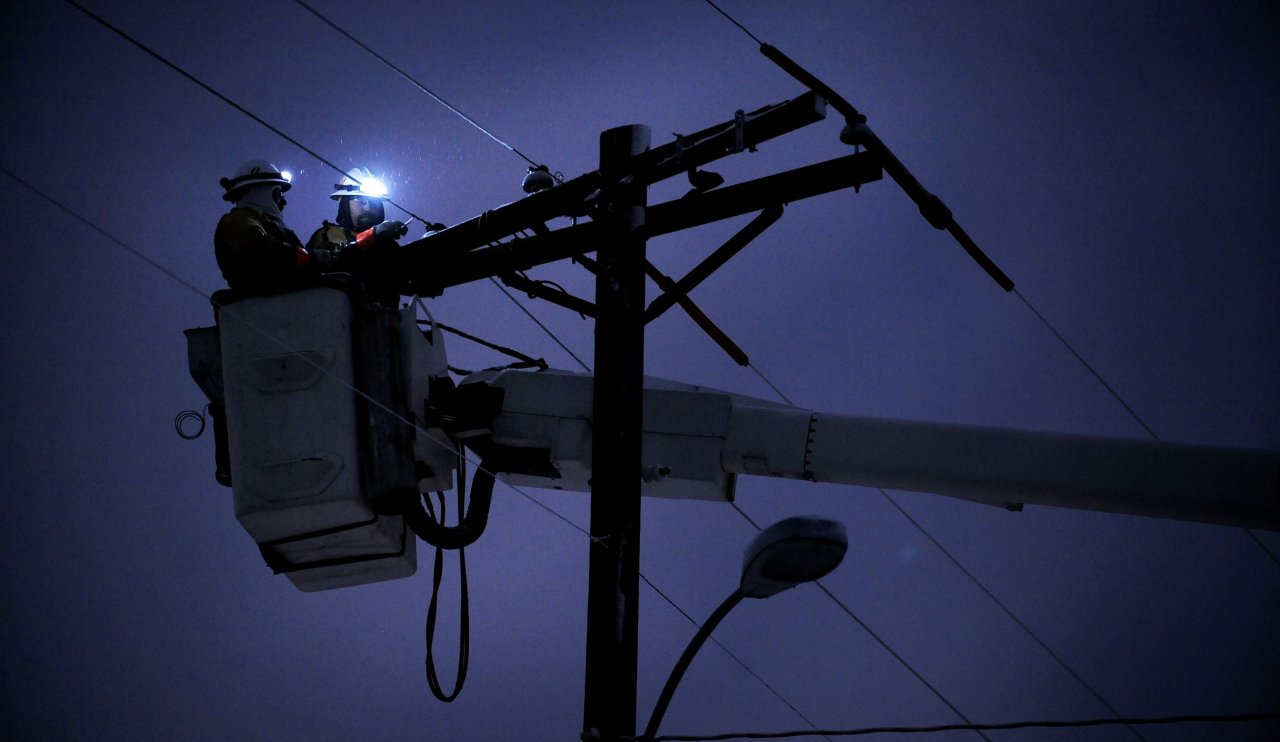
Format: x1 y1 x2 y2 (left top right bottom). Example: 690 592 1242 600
641 516 849 741
740 516 848 598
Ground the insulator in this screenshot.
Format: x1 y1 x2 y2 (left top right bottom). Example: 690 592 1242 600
522 165 556 194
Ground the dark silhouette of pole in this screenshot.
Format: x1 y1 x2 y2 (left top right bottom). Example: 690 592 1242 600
583 123 651 742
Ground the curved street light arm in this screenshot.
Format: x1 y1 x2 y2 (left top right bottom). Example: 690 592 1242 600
641 589 746 742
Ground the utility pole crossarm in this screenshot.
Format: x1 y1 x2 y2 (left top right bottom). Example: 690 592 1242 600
393 93 833 296
394 151 881 296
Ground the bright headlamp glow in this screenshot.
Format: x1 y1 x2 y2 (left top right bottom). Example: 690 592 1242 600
360 175 387 198
280 170 293 183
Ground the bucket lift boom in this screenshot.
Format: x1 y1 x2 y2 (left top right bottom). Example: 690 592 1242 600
460 368 1280 531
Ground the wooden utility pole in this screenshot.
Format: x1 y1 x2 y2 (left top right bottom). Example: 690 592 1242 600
582 124 650 741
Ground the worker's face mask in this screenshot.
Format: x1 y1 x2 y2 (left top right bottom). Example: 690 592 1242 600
348 196 384 231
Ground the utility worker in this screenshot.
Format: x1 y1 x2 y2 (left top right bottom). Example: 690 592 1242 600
306 167 409 305
214 159 333 290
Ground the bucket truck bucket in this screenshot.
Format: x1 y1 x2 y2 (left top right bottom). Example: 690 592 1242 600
185 278 454 590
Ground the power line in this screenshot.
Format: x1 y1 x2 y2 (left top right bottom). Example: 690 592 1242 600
1244 528 1280 568
60 0 428 225
58 1 1278 735
0 163 759 706
875 489 1147 740
488 277 591 372
0 162 538 529
289 0 796 396
1 165 209 303
1012 289 1159 439
747 364 794 406
56 1 822 729
727 502 989 740
702 0 764 46
641 710 1280 741
2 158 816 739
702 0 1280 588
286 0 595 375
809 581 991 741
281 8 854 730
64 0 588 399
1014 289 1278 570
291 0 540 169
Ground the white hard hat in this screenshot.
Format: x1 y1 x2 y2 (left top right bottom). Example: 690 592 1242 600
330 167 388 200
220 159 291 202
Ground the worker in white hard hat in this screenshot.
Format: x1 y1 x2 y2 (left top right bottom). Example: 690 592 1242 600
306 166 409 305
214 159 332 290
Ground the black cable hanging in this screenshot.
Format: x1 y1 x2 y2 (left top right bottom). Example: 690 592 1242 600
400 452 498 701
635 709 1280 741
418 318 549 375
5 157 751 718
422 464 469 702
174 404 209 439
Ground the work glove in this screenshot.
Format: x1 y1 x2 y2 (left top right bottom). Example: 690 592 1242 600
309 245 340 272
374 220 408 240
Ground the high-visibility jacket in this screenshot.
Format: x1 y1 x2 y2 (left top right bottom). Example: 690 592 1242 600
214 207 314 291
306 221 400 305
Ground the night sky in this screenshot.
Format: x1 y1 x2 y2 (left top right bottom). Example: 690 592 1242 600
2 2 1278 741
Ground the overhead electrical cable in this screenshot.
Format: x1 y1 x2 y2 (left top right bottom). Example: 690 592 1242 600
291 0 539 169
275 6 846 728
283 6 839 729
701 0 765 46
288 0 796 399
61 0 429 225
289 0 599 371
637 710 1280 741
690 11 1154 726
0 163 748 712
1013 294 1277 568
0 164 529 530
488 277 591 372
46 20 798 721
59 2 1275 737
58 0 580 384
701 0 1279 569
809 580 991 741
1011 290 1158 439
875 489 1147 740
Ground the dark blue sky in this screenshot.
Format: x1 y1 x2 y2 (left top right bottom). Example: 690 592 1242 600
2 2 1277 740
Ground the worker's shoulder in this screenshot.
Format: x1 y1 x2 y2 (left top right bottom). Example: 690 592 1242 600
216 207 266 235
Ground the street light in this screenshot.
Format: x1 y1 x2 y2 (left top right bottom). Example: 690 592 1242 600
640 516 848 741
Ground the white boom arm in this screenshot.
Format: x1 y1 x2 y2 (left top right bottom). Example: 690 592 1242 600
462 368 1280 530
